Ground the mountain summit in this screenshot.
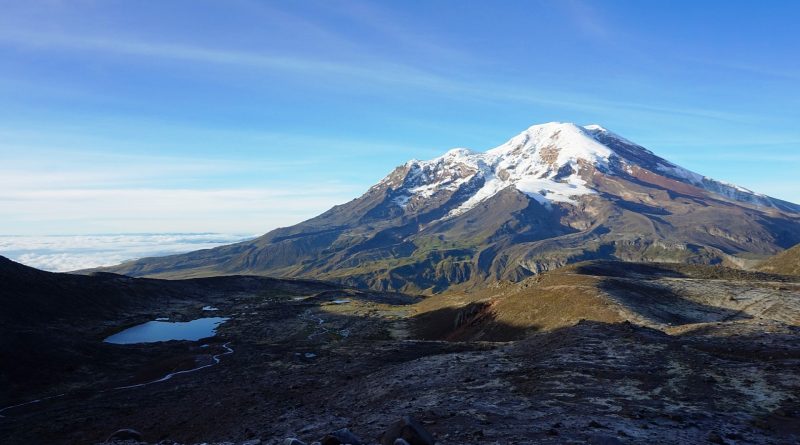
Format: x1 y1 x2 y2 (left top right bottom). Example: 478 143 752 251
381 122 794 215
96 122 800 293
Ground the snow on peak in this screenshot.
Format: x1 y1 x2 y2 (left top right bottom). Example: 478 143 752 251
387 122 615 213
442 147 476 159
382 121 787 215
488 122 614 168
582 123 646 151
583 124 607 132
442 123 610 215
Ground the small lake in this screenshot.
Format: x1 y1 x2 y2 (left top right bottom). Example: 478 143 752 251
104 317 229 344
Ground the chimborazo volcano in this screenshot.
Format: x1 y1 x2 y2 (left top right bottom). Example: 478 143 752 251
96 122 800 293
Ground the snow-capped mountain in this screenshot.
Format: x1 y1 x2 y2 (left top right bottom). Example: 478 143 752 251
95 123 800 293
379 122 795 218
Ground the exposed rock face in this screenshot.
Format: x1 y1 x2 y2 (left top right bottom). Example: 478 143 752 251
93 123 800 293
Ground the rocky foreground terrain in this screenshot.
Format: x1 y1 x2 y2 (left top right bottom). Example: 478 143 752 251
2 257 799 445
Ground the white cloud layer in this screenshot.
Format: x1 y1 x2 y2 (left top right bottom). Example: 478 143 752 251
0 233 256 272
0 142 363 235
0 186 357 234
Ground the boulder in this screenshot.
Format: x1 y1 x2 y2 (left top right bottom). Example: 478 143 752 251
320 428 362 445
283 439 306 445
379 416 435 445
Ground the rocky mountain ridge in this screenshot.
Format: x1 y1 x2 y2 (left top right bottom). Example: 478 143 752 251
93 123 800 293
381 123 795 216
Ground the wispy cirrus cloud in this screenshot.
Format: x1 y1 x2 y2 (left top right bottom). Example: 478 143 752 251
2 0 797 240
315 0 473 63
560 0 615 41
0 27 757 124
0 28 442 88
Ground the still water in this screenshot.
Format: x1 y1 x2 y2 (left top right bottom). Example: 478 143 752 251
104 317 229 344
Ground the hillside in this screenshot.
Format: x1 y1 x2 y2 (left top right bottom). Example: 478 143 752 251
6 258 799 444
0 256 349 406
412 260 800 341
757 243 800 276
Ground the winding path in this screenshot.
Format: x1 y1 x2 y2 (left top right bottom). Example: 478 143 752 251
0 393 66 418
0 342 234 417
115 342 234 390
300 309 331 340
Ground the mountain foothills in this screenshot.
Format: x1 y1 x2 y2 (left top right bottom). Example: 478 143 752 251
757 243 800 276
3 255 800 444
96 123 800 293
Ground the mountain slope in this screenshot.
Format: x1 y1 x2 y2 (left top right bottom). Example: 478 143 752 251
757 243 800 276
413 260 800 341
0 255 351 406
95 122 800 293
0 255 340 327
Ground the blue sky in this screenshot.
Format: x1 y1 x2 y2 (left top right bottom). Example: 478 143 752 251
1 0 799 235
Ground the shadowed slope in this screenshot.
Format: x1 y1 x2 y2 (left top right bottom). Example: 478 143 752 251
0 256 357 405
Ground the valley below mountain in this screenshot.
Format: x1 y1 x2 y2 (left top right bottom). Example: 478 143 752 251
2 255 800 445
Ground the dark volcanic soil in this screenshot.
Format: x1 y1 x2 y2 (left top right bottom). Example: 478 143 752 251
1 260 799 445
